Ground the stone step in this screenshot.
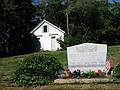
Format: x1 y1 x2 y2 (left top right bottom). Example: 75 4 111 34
54 78 113 84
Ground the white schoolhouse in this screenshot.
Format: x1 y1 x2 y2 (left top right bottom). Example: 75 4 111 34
31 20 65 51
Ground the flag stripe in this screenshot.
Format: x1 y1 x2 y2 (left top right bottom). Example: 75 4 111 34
106 60 111 73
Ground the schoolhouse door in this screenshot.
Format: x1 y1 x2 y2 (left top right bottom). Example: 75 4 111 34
51 36 56 51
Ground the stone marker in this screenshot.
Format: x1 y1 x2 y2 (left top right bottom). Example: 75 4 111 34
67 43 107 72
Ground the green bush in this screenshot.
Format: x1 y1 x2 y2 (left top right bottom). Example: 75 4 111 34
112 64 120 79
72 70 81 79
81 72 89 78
13 55 63 86
87 71 97 78
72 70 98 79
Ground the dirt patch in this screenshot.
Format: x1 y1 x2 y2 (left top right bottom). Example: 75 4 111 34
0 82 120 90
35 83 120 90
0 78 120 90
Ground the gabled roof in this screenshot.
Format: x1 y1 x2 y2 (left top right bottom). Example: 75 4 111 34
31 20 65 33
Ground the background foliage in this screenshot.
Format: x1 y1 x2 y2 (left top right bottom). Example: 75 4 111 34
1 0 120 57
33 0 120 49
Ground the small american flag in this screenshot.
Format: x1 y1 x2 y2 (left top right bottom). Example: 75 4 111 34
106 60 111 73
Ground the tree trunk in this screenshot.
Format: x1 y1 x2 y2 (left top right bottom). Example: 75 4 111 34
66 0 69 35
66 11 69 35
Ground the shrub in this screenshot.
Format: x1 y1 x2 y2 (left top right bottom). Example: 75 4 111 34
13 55 63 86
112 64 120 79
72 70 98 79
81 72 89 78
72 70 81 79
87 71 97 78
81 71 97 78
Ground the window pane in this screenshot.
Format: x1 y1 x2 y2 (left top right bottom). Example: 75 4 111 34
43 25 47 32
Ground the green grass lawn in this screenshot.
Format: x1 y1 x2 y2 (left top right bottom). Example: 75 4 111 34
0 45 120 82
108 45 120 67
0 51 67 82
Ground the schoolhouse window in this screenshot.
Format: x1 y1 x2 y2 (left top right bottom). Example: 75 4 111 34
43 25 47 32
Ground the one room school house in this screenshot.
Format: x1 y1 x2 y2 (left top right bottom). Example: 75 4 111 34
31 20 65 51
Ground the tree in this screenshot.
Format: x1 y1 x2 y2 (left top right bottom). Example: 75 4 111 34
0 0 14 56
34 0 66 31
0 0 38 57
97 0 120 45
